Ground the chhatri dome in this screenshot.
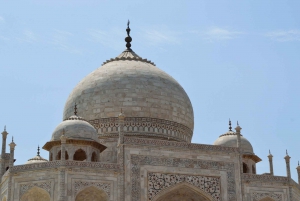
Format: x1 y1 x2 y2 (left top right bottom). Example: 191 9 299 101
63 21 194 142
26 146 48 164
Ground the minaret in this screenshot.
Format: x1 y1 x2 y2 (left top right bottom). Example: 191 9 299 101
296 161 300 184
268 150 274 175
1 126 8 177
284 150 291 179
235 121 244 201
8 137 16 169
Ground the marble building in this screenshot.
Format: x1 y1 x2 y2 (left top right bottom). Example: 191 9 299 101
0 22 300 201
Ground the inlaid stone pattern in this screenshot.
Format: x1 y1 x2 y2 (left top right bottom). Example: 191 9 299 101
19 181 51 198
148 172 220 201
131 155 236 201
74 181 110 197
90 117 193 142
251 192 282 201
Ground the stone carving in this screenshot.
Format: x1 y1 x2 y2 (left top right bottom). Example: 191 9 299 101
251 192 282 201
20 186 51 201
74 181 110 197
19 181 51 198
11 161 120 173
243 174 288 183
90 117 193 142
131 155 236 201
148 172 220 201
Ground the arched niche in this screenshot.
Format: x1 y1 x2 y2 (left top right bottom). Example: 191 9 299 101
252 165 256 174
243 162 248 173
153 183 213 201
73 149 87 161
75 186 108 201
20 186 50 201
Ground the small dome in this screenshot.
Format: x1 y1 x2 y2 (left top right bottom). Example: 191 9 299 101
26 147 48 164
51 115 98 142
26 155 48 164
213 131 254 154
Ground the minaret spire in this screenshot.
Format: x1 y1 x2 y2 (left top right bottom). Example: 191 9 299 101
125 20 132 51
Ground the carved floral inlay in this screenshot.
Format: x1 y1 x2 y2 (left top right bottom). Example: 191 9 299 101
19 181 51 198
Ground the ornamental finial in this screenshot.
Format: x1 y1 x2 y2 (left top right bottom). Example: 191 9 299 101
229 118 232 131
286 149 288 156
12 136 13 142
37 145 40 156
74 102 78 116
4 125 6 132
125 20 132 50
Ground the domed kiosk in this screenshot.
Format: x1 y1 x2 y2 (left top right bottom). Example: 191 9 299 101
214 120 261 174
26 146 48 164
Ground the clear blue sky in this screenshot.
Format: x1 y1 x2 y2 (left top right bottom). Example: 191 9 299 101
0 0 300 180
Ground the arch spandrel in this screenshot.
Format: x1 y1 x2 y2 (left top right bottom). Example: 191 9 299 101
20 186 50 201
153 183 214 201
75 186 108 201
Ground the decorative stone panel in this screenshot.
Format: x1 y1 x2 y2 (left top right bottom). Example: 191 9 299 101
19 181 51 198
74 181 111 197
148 172 221 201
131 155 236 201
90 117 193 142
251 192 282 201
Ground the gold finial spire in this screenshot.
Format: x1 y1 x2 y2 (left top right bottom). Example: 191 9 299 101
74 102 78 116
125 20 132 50
37 145 40 156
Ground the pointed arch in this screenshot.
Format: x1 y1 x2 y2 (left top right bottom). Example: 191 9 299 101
153 182 214 201
75 186 108 201
73 149 87 161
2 196 6 201
243 162 248 173
20 186 50 201
56 150 69 160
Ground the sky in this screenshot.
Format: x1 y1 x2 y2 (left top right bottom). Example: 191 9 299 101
0 0 300 181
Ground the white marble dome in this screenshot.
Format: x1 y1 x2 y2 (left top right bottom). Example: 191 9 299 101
51 115 99 142
214 131 254 154
63 49 194 142
26 155 48 164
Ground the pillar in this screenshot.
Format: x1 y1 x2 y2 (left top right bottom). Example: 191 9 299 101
7 138 16 201
235 122 244 201
117 110 125 201
268 150 274 175
59 132 67 201
284 150 291 179
0 126 8 177
296 162 300 184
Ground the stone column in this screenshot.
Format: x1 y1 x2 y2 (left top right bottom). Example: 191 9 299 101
0 127 8 178
235 122 244 201
59 133 67 201
7 138 16 201
296 162 300 184
268 150 274 175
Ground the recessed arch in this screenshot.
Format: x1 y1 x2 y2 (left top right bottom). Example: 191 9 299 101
75 186 108 201
252 165 256 174
153 182 214 201
73 149 87 161
20 186 50 201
